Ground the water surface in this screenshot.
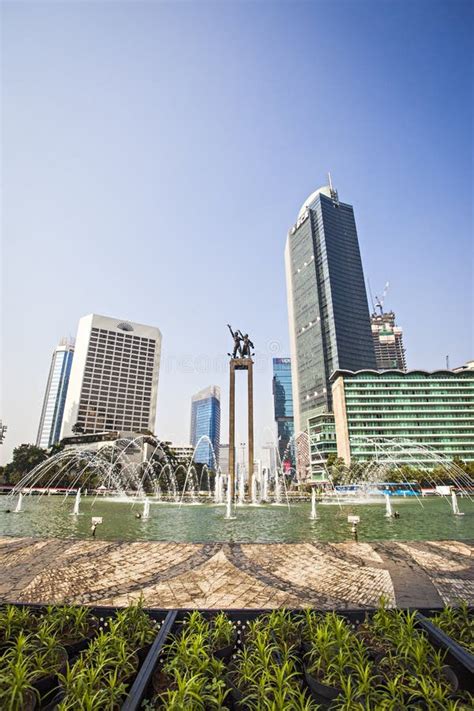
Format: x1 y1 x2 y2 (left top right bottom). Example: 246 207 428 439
1 495 473 543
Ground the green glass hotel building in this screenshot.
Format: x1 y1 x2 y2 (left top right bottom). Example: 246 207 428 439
332 369 474 465
285 181 375 479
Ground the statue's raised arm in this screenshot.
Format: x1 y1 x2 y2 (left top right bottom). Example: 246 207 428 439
227 324 242 359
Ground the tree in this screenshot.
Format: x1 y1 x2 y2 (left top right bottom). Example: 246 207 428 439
11 444 48 474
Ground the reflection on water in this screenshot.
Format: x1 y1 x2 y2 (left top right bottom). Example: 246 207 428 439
0 495 473 543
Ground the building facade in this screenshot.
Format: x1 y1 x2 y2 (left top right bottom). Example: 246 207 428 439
285 183 376 437
219 444 230 476
37 339 75 448
308 413 337 477
190 386 220 469
169 444 195 465
61 314 161 438
371 311 406 370
331 369 474 465
272 358 295 468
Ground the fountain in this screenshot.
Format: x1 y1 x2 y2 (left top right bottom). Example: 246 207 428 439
71 488 81 515
309 487 318 520
2 431 473 543
224 477 234 520
237 465 245 506
262 467 269 502
251 475 259 505
14 492 23 513
214 470 224 504
451 490 464 516
274 471 282 505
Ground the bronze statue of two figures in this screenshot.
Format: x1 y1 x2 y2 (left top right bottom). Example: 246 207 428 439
227 324 254 359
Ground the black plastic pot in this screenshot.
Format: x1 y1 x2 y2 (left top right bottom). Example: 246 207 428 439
214 640 235 661
60 620 99 657
213 631 237 660
304 669 340 707
32 647 68 698
441 664 459 693
152 668 175 696
225 671 250 711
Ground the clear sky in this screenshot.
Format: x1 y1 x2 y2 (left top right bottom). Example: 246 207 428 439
1 0 473 465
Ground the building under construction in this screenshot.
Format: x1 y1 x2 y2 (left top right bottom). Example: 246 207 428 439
371 311 406 371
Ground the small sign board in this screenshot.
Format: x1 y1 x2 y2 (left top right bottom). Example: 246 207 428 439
436 485 451 496
91 517 103 525
347 515 360 524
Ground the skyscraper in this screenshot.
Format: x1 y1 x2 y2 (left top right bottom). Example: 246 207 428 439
285 181 376 434
190 385 220 469
371 311 407 370
272 358 295 467
37 339 75 448
61 314 161 437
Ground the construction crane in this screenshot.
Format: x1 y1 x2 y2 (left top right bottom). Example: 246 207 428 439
375 281 390 315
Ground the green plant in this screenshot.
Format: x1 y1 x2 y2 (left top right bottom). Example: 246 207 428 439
41 604 96 644
0 605 37 644
113 596 156 649
432 601 474 653
210 611 234 650
0 655 39 711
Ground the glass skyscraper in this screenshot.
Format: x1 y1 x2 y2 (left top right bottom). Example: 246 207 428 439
285 182 376 435
190 385 221 469
37 339 75 448
272 358 295 468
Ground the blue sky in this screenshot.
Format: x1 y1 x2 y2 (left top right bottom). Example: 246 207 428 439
1 0 472 464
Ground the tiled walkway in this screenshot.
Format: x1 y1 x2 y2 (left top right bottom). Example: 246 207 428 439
0 537 472 609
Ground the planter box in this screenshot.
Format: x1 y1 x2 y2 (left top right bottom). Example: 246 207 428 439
0 603 169 710
3 604 473 709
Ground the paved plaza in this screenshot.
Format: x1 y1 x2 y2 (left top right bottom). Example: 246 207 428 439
0 537 472 609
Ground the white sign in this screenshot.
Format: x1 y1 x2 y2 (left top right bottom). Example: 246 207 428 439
436 486 451 496
91 517 103 525
348 515 360 524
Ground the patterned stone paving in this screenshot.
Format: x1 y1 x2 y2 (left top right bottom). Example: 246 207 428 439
0 537 472 609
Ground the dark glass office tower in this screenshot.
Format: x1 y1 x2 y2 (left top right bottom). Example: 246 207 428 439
190 386 221 469
285 183 376 434
272 358 295 467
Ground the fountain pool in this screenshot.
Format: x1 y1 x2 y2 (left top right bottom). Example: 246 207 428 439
0 495 472 543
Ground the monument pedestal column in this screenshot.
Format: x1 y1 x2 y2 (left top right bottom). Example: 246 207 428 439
228 358 254 503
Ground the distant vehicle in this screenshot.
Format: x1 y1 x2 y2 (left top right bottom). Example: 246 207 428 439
329 482 421 498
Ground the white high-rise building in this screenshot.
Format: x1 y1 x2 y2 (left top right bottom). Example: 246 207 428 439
61 314 162 438
37 338 75 448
